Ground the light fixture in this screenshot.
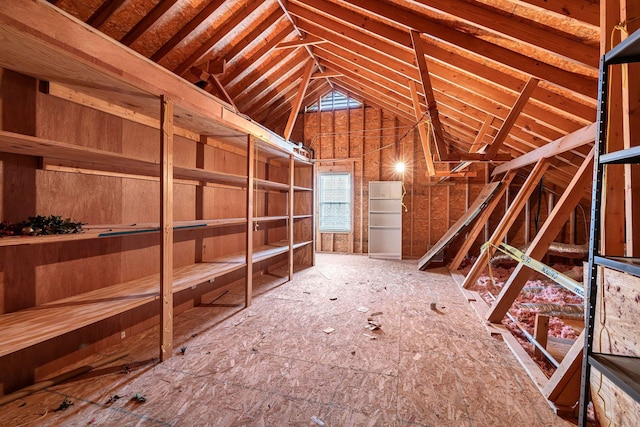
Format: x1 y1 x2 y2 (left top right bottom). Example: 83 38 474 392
394 161 406 174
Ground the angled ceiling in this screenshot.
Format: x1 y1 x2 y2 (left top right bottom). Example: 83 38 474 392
49 0 599 188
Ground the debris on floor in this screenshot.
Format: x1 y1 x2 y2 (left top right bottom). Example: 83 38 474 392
364 318 381 331
53 398 73 412
357 306 369 312
130 394 146 404
323 327 335 334
105 395 121 405
311 415 325 426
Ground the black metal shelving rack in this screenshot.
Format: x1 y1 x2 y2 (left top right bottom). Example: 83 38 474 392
578 28 640 426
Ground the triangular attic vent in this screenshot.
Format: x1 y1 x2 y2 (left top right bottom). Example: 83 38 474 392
305 90 362 112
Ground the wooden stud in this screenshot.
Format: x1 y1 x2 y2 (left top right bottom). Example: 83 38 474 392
533 314 550 359
486 148 594 322
160 95 174 362
461 159 550 289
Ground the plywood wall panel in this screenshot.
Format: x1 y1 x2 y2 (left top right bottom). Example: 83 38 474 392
121 119 158 162
37 92 122 153
593 267 640 356
591 367 640 427
203 186 245 219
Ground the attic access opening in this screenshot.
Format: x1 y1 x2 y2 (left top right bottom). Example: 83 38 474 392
305 90 362 112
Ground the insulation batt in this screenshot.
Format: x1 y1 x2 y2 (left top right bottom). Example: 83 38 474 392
461 261 584 376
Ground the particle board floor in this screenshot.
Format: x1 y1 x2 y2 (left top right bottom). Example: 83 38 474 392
0 254 572 427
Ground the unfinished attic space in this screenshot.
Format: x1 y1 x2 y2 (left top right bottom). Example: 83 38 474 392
1 0 640 425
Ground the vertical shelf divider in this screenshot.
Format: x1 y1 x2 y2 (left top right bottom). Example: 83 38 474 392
160 95 174 362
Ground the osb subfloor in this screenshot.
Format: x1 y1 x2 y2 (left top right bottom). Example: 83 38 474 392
0 254 572 426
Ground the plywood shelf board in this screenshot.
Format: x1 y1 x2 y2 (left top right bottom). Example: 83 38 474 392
0 239 311 357
0 260 246 357
254 178 290 191
0 131 249 186
0 219 247 247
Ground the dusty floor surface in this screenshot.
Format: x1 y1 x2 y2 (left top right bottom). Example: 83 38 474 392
0 254 572 426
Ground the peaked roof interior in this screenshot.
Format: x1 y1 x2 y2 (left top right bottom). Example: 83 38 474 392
48 0 599 191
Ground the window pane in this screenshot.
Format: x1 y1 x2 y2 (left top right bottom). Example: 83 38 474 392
319 173 351 232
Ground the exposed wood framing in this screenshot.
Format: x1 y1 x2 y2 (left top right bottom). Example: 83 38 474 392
289 154 295 280
449 170 517 270
246 135 255 307
621 6 640 256
87 0 127 28
492 123 596 176
284 60 315 141
461 158 550 289
275 34 326 49
543 331 585 416
410 29 447 160
311 71 342 79
601 0 626 255
408 80 436 176
150 0 226 62
159 95 174 362
485 77 539 159
120 0 180 46
486 148 594 322
190 67 238 111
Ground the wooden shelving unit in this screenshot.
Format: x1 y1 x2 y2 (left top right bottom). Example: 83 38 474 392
0 0 315 386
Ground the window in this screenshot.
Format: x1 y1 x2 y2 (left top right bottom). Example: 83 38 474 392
318 172 351 232
305 90 362 112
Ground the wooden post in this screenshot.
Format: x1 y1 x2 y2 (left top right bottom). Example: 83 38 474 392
289 154 295 280
246 135 255 307
533 314 550 359
160 95 174 362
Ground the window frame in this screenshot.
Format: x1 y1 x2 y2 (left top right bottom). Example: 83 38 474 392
317 170 353 233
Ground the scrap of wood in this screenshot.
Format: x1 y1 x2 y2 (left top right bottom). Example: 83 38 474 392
410 30 447 160
485 77 539 159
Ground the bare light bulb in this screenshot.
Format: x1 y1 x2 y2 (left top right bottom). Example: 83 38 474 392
394 162 406 174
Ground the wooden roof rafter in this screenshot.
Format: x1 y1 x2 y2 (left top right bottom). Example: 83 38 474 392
150 0 227 63
173 1 265 77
